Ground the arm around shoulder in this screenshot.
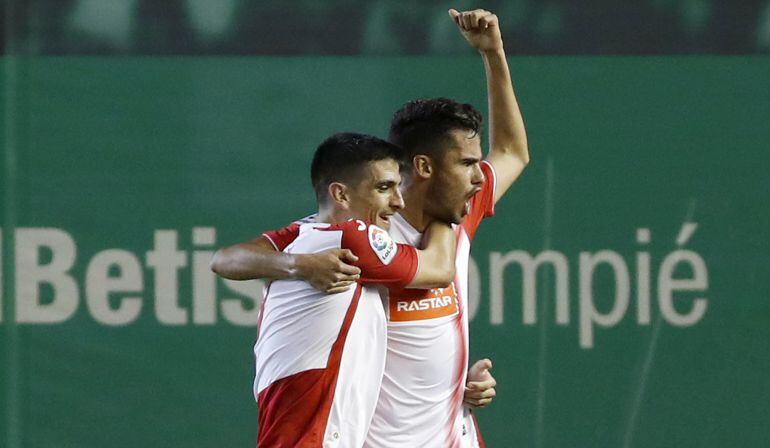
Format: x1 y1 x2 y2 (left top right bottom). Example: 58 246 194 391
210 236 292 280
210 236 361 292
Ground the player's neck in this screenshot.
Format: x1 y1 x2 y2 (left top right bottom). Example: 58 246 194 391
316 208 338 225
400 189 433 233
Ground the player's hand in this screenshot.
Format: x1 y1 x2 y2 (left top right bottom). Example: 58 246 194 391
295 249 361 293
464 358 497 409
448 9 503 52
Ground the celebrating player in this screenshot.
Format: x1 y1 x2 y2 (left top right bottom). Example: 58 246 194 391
212 8 528 447
364 9 528 445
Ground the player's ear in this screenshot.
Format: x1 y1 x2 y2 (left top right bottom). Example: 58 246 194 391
413 155 433 179
328 182 350 208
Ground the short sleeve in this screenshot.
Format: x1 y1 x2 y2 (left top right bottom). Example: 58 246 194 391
262 223 301 252
461 160 497 241
339 221 418 289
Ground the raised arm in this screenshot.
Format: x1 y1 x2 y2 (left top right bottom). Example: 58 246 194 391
406 221 456 289
210 236 362 294
449 8 530 204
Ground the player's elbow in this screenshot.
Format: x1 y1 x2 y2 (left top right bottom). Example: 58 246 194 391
512 140 530 166
519 144 530 166
210 249 240 279
491 141 529 167
210 250 225 275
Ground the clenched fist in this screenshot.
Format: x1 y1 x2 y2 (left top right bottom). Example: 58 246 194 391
448 9 503 52
464 358 497 408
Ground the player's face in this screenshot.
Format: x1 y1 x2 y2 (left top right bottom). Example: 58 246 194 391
347 159 405 230
426 129 484 224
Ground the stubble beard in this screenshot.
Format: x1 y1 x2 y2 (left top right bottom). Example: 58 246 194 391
426 183 463 225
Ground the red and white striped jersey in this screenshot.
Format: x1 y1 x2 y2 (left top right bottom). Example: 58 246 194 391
255 219 418 447
260 161 497 447
364 161 496 448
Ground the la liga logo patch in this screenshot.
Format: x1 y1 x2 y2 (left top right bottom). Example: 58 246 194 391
368 225 397 265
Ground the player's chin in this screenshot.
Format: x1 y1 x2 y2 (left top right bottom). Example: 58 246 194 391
377 215 392 229
435 205 463 225
446 212 463 225
455 204 470 221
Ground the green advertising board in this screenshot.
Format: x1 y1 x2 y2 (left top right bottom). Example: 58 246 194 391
2 56 769 447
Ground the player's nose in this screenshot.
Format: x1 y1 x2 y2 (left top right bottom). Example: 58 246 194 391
390 188 405 211
471 163 484 186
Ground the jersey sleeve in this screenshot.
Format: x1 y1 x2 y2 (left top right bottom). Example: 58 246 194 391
262 214 318 251
339 221 418 289
461 160 497 241
262 222 301 252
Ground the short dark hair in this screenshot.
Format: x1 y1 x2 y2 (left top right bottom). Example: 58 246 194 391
310 132 405 202
388 98 482 160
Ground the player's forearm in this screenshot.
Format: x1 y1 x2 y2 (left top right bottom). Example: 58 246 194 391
210 243 299 281
482 48 529 164
409 223 456 288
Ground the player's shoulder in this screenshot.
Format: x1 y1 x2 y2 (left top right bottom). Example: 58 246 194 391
316 219 399 247
298 219 370 244
284 215 318 233
333 220 402 266
326 220 388 241
324 219 369 233
284 214 319 233
295 214 317 225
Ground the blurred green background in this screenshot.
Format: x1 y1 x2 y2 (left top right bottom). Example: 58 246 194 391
2 1 770 447
3 0 770 55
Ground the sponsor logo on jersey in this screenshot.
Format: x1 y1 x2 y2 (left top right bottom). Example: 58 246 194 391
389 283 459 322
395 295 454 312
368 225 397 265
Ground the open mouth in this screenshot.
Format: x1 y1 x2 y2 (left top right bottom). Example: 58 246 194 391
462 188 481 215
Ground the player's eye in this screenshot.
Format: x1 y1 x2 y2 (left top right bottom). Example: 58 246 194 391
377 181 396 192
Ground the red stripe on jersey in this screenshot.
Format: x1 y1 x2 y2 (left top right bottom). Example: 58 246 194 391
472 412 486 448
446 306 466 446
256 284 364 447
442 164 493 444
446 237 469 447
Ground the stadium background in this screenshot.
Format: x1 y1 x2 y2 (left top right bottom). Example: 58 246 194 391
2 1 769 447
